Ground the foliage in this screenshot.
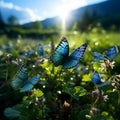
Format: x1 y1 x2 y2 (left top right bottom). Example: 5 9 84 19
76 10 92 31
30 21 43 30
7 15 19 25
0 29 120 120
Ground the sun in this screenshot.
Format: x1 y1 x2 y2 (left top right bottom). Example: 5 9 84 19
57 5 70 32
58 9 69 22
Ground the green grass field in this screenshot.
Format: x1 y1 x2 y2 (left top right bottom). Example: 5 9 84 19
0 30 120 120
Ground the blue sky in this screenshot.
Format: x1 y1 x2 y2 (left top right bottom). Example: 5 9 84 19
1 0 107 24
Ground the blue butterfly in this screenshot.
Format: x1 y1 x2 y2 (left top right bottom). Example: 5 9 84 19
105 46 118 60
12 65 40 92
92 52 107 62
20 50 35 59
20 74 40 92
92 71 110 87
51 37 88 69
93 46 118 62
2 45 14 50
38 44 46 58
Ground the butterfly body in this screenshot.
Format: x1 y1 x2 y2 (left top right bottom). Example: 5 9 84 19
51 37 87 69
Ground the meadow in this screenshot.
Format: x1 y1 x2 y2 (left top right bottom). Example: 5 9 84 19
0 28 120 120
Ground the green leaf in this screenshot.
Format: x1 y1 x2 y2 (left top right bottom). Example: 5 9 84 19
93 62 101 72
63 86 87 100
34 89 44 97
63 86 74 96
78 109 90 120
74 86 87 97
82 74 91 82
92 114 109 120
4 107 20 119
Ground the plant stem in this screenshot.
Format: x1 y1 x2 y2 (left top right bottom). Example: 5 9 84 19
93 96 99 107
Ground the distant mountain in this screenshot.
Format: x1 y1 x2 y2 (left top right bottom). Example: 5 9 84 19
23 16 61 28
23 0 120 28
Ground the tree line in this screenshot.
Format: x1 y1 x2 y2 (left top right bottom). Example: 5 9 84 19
0 10 120 38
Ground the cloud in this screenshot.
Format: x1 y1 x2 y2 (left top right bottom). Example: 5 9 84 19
19 8 42 24
0 1 41 24
0 0 21 10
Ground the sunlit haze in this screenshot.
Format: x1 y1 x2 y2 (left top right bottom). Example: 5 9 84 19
1 0 107 24
58 5 71 31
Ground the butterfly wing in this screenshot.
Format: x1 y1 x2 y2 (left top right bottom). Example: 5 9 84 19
29 74 40 85
51 52 64 66
16 65 28 80
92 71 102 84
63 57 78 69
55 37 69 55
51 37 69 66
12 78 23 89
70 43 88 60
2 45 14 50
27 50 35 55
105 46 118 60
38 44 43 55
20 74 40 92
62 43 87 68
92 51 107 62
92 71 110 87
97 82 110 87
20 50 35 59
12 65 28 89
20 53 27 59
20 83 33 92
38 44 46 57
